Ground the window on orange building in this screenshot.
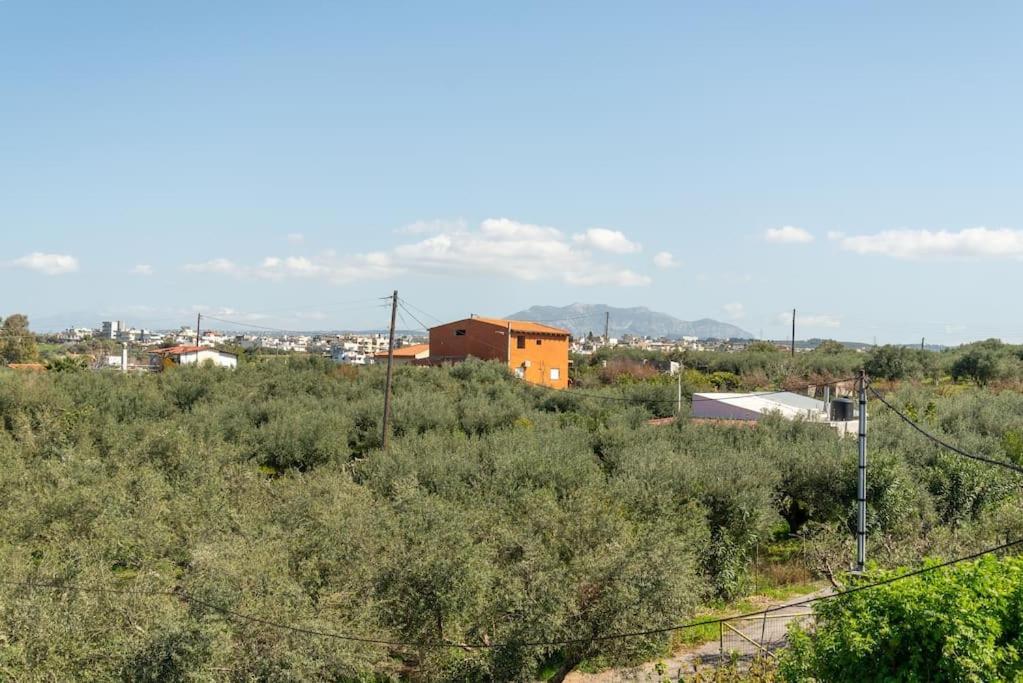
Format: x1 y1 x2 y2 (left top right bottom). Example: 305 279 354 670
536 339 542 345
517 335 525 348
550 368 560 381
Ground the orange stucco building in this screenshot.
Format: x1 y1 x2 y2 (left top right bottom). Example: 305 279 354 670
427 316 570 389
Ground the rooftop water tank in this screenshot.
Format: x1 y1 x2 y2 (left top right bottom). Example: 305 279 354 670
830 397 854 421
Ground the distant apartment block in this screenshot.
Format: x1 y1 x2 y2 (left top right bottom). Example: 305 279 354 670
100 320 123 339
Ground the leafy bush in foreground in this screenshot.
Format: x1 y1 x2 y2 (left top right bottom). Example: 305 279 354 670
780 555 1023 682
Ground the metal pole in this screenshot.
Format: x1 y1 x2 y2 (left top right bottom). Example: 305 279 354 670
856 370 867 572
791 309 796 357
381 290 398 450
604 311 610 346
195 313 201 347
676 367 682 417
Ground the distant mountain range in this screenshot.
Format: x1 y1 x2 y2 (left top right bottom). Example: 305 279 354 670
506 303 755 340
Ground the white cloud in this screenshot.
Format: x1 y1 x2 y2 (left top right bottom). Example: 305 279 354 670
131 264 154 276
182 218 652 287
184 258 241 275
482 217 563 241
190 305 269 322
563 268 652 287
653 251 678 268
779 312 841 328
287 233 305 245
834 227 1023 260
10 252 79 275
398 218 468 235
765 226 814 244
572 227 642 254
723 302 745 320
256 256 329 279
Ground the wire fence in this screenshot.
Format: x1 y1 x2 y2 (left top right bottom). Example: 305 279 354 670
702 608 815 671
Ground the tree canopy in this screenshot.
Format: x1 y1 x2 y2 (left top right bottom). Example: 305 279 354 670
0 313 39 364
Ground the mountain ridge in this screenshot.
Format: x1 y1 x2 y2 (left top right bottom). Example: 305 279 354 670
505 303 754 340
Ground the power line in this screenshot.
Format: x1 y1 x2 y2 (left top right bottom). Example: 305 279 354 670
395 297 856 407
397 298 444 325
200 307 390 336
526 376 859 406
5 536 1020 650
396 300 431 334
198 315 307 335
869 386 1023 475
0 580 411 647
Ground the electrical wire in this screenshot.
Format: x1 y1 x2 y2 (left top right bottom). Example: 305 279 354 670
397 297 856 407
527 376 859 406
201 307 394 335
0 580 411 647
869 386 1023 475
5 536 1021 650
396 300 432 334
396 298 444 324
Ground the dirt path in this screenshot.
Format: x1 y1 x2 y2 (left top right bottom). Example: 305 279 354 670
564 588 828 682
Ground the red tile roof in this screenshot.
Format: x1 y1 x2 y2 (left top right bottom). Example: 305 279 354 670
373 343 430 359
149 345 207 355
438 317 570 336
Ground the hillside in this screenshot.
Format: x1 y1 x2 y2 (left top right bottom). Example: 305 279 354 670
506 303 754 339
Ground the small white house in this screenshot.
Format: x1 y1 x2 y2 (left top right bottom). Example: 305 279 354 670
330 347 371 365
149 345 238 370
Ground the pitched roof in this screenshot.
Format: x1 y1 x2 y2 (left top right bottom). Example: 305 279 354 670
149 345 207 355
150 345 239 359
373 343 430 358
438 316 570 336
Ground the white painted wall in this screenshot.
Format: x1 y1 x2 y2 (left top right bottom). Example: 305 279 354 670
178 349 238 368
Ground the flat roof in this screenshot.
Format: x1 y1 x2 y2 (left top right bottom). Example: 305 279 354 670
693 391 826 418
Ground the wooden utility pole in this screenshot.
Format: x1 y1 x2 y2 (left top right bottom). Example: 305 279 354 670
381 290 398 450
791 309 796 357
604 311 610 345
195 313 201 347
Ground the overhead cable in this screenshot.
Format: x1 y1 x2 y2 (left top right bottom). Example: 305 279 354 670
869 385 1023 475
6 536 1021 650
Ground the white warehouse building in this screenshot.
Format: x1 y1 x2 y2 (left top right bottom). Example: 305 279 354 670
691 391 858 434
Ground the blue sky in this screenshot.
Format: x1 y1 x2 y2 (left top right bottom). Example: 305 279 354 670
3 1 1023 343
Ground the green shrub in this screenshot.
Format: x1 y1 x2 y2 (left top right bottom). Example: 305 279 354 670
780 555 1023 682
